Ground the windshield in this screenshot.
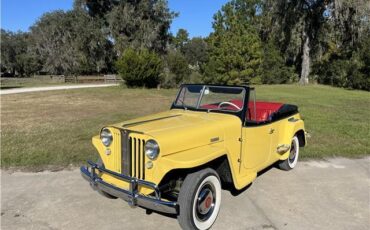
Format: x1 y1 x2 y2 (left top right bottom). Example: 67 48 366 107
174 85 246 112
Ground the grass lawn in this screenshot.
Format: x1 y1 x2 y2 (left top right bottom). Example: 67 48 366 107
1 84 369 170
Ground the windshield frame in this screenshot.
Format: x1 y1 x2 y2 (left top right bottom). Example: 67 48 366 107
171 84 251 122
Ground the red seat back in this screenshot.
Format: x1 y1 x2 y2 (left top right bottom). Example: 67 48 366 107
248 101 283 122
200 99 283 122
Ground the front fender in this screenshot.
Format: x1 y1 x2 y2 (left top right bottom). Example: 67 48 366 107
154 142 227 179
160 144 226 168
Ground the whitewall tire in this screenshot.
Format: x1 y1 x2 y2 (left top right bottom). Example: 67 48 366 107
178 168 222 230
278 135 299 171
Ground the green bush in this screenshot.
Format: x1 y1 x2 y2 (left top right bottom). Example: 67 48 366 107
313 37 370 91
116 48 163 88
314 54 369 90
188 71 203 84
165 50 191 86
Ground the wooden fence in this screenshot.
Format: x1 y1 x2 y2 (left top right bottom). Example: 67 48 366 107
64 75 120 84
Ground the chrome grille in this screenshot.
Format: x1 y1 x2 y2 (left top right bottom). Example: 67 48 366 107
129 136 146 180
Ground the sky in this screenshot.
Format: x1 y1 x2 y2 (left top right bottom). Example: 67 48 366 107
1 0 228 38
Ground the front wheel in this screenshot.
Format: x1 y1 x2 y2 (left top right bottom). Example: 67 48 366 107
177 168 222 230
278 135 300 171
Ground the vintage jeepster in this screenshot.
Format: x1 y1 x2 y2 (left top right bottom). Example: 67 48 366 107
81 84 306 230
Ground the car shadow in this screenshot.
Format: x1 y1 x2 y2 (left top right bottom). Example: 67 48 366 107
225 164 277 197
145 208 177 219
146 164 278 218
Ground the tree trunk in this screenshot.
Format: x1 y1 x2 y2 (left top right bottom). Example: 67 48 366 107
299 31 310 85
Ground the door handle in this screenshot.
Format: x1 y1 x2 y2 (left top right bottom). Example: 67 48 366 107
269 128 275 134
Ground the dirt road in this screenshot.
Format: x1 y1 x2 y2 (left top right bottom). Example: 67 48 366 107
1 157 369 230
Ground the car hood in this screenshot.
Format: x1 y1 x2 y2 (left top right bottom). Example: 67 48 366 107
114 109 241 156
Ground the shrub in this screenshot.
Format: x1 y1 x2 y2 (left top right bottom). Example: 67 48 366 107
188 71 203 84
165 50 190 85
116 48 163 88
314 53 369 90
162 50 191 88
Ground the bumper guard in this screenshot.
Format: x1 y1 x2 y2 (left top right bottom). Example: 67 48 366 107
80 160 177 214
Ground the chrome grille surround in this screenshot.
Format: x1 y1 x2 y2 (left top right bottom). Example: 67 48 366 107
120 129 146 180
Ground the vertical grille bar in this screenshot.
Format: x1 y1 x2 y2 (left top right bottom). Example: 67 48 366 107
121 130 131 176
137 138 140 177
132 138 136 177
142 140 145 180
137 139 142 178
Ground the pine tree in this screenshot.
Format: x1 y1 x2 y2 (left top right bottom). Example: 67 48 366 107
203 0 262 85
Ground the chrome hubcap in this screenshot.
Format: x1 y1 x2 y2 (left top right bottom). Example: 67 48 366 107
195 183 215 221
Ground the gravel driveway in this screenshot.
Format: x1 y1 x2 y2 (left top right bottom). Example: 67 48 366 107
1 157 369 230
0 84 118 95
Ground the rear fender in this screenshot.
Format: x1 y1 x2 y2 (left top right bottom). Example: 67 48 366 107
278 115 306 160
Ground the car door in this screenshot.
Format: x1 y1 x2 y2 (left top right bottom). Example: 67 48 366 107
242 124 273 170
241 89 273 171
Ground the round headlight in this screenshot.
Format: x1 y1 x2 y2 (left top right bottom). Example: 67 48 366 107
145 139 160 160
100 128 113 147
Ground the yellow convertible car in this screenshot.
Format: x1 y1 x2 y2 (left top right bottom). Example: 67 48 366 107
81 84 306 230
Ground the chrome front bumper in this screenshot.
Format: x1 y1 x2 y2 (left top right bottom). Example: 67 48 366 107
80 160 178 214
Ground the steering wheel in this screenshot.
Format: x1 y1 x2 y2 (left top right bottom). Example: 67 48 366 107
218 101 241 111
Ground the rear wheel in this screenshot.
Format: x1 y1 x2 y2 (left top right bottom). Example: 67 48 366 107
278 136 299 171
178 168 221 230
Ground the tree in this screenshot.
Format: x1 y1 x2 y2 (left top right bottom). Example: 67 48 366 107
261 41 296 84
163 50 190 87
307 0 370 90
105 0 175 54
30 10 114 75
313 35 370 91
173 28 189 50
75 0 176 54
74 0 118 19
258 0 370 89
203 0 263 85
0 30 41 76
1 30 19 76
116 48 163 88
182 37 208 66
265 0 329 85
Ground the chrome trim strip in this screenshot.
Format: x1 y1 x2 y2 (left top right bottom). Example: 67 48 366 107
80 162 178 215
288 117 299 122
